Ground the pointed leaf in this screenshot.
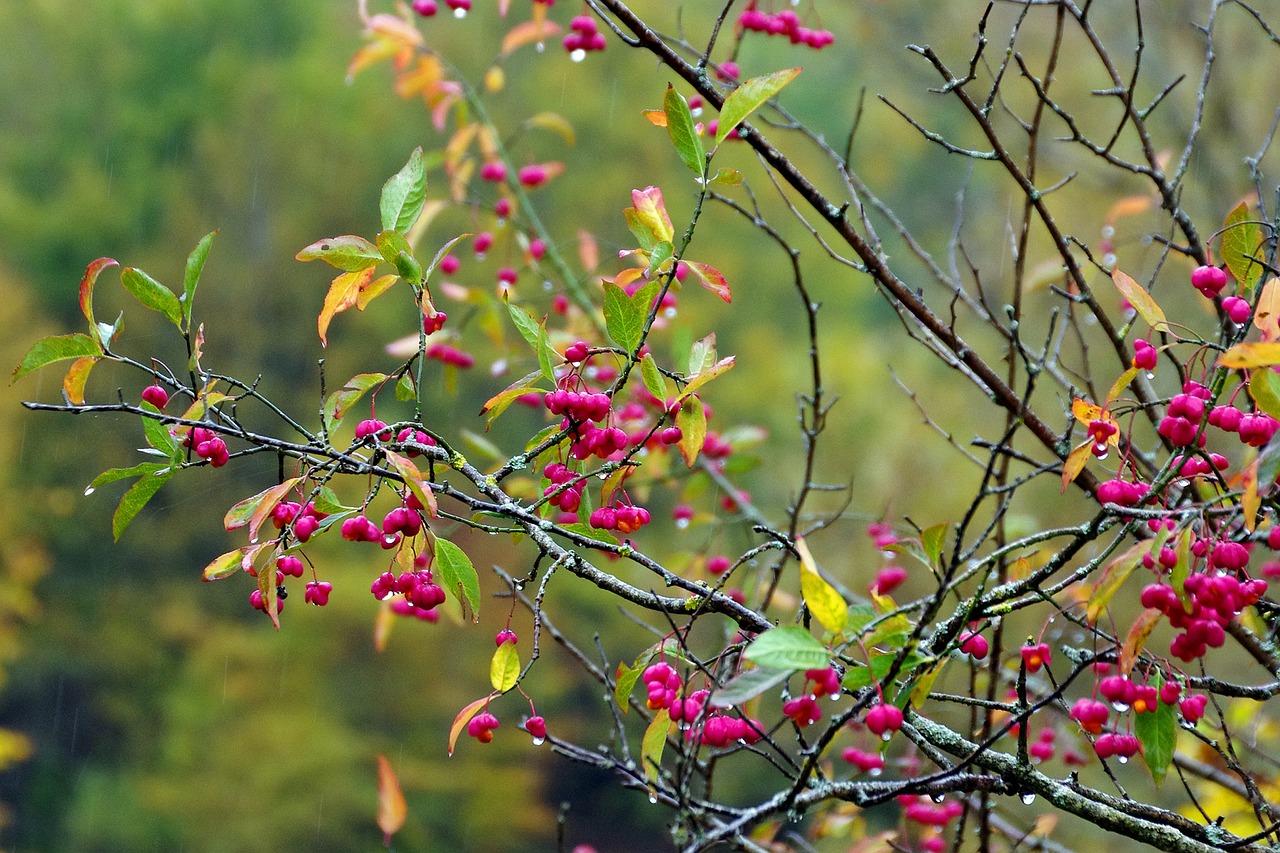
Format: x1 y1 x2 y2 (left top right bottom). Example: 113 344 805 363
1219 342 1280 369
683 261 731 303
376 228 413 265
318 267 377 346
708 168 742 186
1107 367 1140 404
676 394 706 467
14 333 102 381
743 626 829 671
1087 539 1149 624
139 402 180 459
642 708 670 783
89 461 168 491
489 641 521 692
434 538 480 620
603 280 658 353
639 353 669 400
224 479 301 545
113 466 173 541
625 187 675 250
79 257 118 343
202 548 247 582
506 299 542 349
1111 269 1165 330
62 356 98 405
376 755 408 846
614 660 643 712
500 18 563 55
709 666 790 708
386 450 439 519
182 231 217 328
381 147 427 234
796 536 848 635
663 85 705 177
448 694 497 756
1222 202 1264 296
1060 440 1092 492
324 373 388 431
679 355 735 400
1134 674 1176 784
480 369 548 429
689 333 717 375
921 523 948 566
717 67 801 145
1243 458 1260 533
257 554 279 629
1249 368 1280 421
1119 608 1163 675
121 268 183 328
296 235 383 272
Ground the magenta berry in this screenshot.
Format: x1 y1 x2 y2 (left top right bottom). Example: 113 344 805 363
841 748 884 773
518 165 548 188
412 0 438 14
1020 642 1050 673
706 555 731 575
439 254 460 275
864 702 904 739
495 628 518 646
525 715 547 742
1191 264 1229 297
782 695 821 727
1180 693 1208 722
141 384 169 408
304 580 332 606
467 711 499 743
958 631 989 660
354 419 391 441
473 232 494 256
1222 295 1251 324
871 565 907 595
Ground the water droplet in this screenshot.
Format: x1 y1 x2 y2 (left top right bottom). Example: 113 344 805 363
1145 372 1155 380
570 49 586 63
535 42 545 53
543 279 553 291
1101 225 1115 238
675 518 689 530
453 7 467 17
1095 447 1109 461
84 486 95 496
1103 253 1117 267
869 767 882 777
476 252 487 261
663 307 677 319
880 732 893 742
648 792 658 804
532 736 545 746
1021 792 1036 805
931 794 945 803
1117 755 1129 765
1110 701 1130 713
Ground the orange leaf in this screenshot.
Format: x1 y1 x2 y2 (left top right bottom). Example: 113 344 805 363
1255 278 1280 342
501 19 562 55
1072 398 1103 424
319 268 376 347
448 694 497 756
1060 440 1092 492
1119 609 1163 675
1105 195 1154 223
1243 459 1260 533
376 755 408 846
1111 269 1166 330
385 450 439 519
358 274 400 311
62 356 98 406
578 229 600 272
79 257 118 337
683 261 731 303
643 109 668 128
1219 342 1280 369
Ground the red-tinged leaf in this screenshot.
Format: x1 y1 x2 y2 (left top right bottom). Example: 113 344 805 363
357 274 400 311
346 38 401 83
676 395 707 467
643 109 668 127
376 755 408 847
1071 398 1103 424
318 267 376 346
683 261 731 303
257 558 280 630
385 450 439 519
1119 608 1164 675
680 355 735 400
224 478 301 540
374 600 395 653
1087 540 1148 625
1242 458 1260 533
1221 342 1280 369
448 694 497 756
489 641 520 692
366 12 425 47
1061 440 1092 492
627 186 675 248
1255 278 1280 341
1223 201 1264 296
642 708 671 785
79 257 118 341
1249 367 1280 422
177 390 229 425
14 333 102 381
62 356 98 405
501 18 562 55
578 229 599 272
202 549 245 582
1111 269 1166 330
717 67 801 145
481 368 547 428
1107 367 1140 404
796 536 847 635
296 235 382 272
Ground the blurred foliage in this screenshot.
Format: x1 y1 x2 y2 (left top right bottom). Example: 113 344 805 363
4 0 1278 850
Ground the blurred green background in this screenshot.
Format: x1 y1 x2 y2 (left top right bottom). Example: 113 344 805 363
2 1 1274 850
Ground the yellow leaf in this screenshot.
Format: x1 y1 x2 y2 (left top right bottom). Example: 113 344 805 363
490 641 521 692
1060 440 1092 492
1111 268 1166 330
376 755 408 846
1256 278 1280 341
62 356 98 406
1119 608 1163 675
642 708 671 785
1243 459 1260 533
448 694 497 756
1107 366 1140 404
1072 398 1103 424
1220 342 1280 369
524 111 576 146
357 274 399 311
796 536 848 635
319 268 376 347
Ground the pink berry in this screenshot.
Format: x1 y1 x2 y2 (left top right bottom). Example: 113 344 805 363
439 254 460 275
495 628 518 646
518 165 548 188
525 716 547 741
1191 265 1228 297
871 566 907 595
1020 642 1050 673
864 702 904 739
304 580 333 606
141 384 169 408
1223 296 1251 324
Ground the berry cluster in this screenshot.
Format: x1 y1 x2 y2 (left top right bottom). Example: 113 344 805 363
563 16 606 56
588 500 651 534
185 426 230 467
541 462 583 513
1141 571 1266 661
372 566 447 615
270 501 328 542
738 6 834 48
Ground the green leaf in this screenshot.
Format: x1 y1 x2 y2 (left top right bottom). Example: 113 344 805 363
921 523 948 566
506 300 542 349
13 333 102 381
642 709 670 783
295 235 383 272
743 626 829 671
202 548 246 582
395 372 416 402
1250 368 1280 420
535 323 557 386
603 280 659 353
88 461 169 491
121 267 183 328
139 402 180 460
676 395 706 467
224 478 302 543
689 333 717 375
614 660 642 710
663 85 706 177
707 167 742 186
480 370 548 430
376 229 413 265
717 67 801 145
182 230 217 329
323 373 388 432
489 641 521 692
709 667 790 707
842 649 931 691
381 147 427 234
1135 674 1177 783
1222 202 1264 297
435 538 481 621
639 353 669 400
113 466 174 541
554 522 619 547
